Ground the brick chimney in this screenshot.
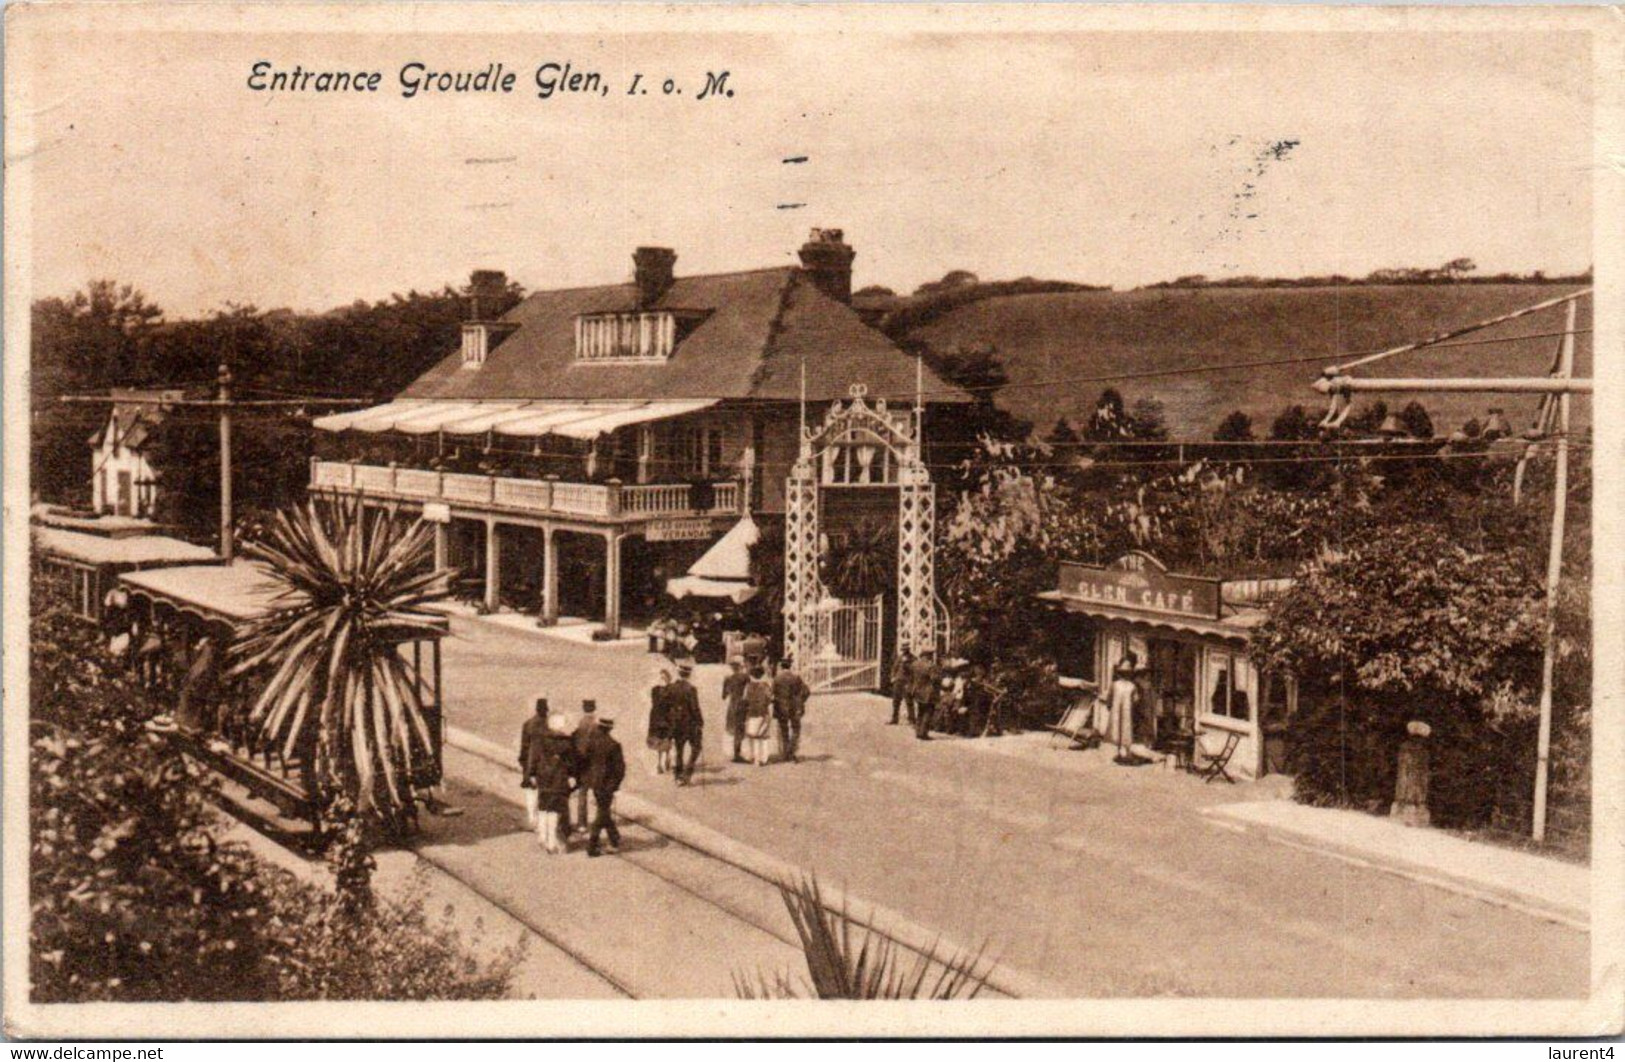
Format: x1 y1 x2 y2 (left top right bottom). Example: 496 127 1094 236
633 246 677 307
468 270 507 322
798 228 856 304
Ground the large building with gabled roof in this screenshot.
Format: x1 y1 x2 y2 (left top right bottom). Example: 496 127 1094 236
311 229 969 637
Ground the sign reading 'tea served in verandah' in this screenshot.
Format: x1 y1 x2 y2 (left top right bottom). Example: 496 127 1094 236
1056 551 1222 620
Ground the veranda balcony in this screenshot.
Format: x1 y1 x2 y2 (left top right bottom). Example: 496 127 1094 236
309 458 744 522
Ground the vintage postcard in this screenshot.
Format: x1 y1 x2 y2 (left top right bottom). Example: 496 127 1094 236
4 1 1621 1041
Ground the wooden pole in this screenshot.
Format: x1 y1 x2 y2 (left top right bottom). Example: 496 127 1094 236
218 363 234 562
1532 298 1577 842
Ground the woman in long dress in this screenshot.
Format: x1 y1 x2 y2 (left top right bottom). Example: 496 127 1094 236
647 669 674 775
742 666 774 766
1107 659 1140 762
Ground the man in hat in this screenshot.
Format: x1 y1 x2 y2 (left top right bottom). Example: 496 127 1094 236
668 662 704 785
572 700 599 832
913 651 942 741
889 646 915 725
722 657 749 764
518 697 551 829
771 656 810 763
580 715 626 857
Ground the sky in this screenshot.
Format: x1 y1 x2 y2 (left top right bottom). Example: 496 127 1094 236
17 17 1596 318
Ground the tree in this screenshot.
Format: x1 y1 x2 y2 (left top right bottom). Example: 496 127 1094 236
1044 417 1080 448
230 500 450 850
1397 400 1435 440
1251 523 1545 824
1085 389 1130 441
1213 411 1255 442
821 515 897 600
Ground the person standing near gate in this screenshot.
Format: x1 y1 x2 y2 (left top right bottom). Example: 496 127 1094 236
723 657 749 764
889 646 915 726
913 651 942 741
581 716 626 857
518 697 551 830
772 656 810 763
668 663 704 786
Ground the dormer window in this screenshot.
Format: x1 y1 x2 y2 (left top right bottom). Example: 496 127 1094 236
461 321 517 368
462 323 489 367
574 311 681 363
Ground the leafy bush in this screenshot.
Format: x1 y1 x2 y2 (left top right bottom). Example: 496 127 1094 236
1254 524 1546 827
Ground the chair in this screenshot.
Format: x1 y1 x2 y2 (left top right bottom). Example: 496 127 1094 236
1048 702 1095 749
1195 729 1242 784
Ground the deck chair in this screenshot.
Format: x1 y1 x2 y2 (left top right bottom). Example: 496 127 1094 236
1048 701 1096 748
1195 729 1242 784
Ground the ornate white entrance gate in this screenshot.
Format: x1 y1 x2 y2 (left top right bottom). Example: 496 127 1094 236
783 384 938 694
804 594 884 692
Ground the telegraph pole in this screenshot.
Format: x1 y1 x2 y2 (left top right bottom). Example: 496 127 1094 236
1532 297 1577 843
218 362 234 562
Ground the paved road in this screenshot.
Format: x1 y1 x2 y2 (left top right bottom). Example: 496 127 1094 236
435 614 1589 998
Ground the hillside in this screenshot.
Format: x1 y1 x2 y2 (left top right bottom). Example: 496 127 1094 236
904 284 1593 438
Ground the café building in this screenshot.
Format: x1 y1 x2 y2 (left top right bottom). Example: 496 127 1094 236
1037 551 1297 780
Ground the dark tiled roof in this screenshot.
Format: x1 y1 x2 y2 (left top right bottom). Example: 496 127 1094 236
401 267 966 404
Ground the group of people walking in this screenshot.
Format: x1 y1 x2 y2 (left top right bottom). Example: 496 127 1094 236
645 651 810 778
517 697 626 856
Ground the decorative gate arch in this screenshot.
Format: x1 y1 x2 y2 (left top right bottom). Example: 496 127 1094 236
783 385 939 692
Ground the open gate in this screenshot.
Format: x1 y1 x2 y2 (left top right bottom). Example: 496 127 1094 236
806 594 883 693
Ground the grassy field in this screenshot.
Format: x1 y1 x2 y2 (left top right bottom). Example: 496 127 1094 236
904 284 1593 438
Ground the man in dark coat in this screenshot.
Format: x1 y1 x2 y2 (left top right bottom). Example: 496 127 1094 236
518 697 551 830
913 652 941 741
771 657 811 763
722 658 749 764
580 718 626 856
668 663 704 786
889 647 915 725
525 712 577 854
571 700 599 833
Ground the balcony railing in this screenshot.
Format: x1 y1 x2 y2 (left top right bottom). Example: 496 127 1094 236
310 459 744 521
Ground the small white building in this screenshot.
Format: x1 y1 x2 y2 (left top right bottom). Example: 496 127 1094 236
89 388 187 517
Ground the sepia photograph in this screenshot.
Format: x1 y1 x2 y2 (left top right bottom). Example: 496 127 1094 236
3 1 1620 1041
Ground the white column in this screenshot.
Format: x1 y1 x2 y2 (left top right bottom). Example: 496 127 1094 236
484 519 501 611
433 522 448 571
602 531 623 639
541 527 559 625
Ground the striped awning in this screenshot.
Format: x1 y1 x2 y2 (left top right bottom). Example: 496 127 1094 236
316 399 716 439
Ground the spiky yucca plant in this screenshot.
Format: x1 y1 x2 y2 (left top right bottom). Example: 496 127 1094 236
230 499 449 838
734 875 994 1000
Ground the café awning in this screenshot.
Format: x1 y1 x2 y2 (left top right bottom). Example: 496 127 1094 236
493 399 717 440
318 399 717 439
312 400 431 433
666 515 758 603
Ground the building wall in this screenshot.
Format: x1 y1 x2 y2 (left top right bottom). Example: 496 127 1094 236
91 436 157 517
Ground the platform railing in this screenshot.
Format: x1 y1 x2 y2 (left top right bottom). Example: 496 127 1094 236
310 459 743 520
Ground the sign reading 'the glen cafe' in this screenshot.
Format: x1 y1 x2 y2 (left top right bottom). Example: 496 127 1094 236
1056 551 1222 621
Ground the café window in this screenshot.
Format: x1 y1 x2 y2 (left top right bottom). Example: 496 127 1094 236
1204 649 1254 722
